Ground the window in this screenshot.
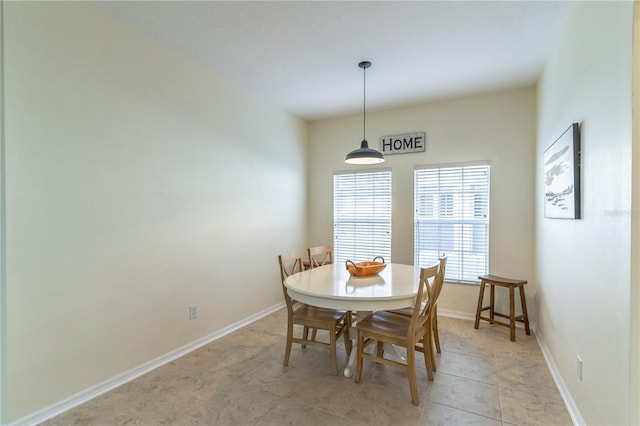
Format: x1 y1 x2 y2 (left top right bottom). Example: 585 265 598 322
333 170 392 264
414 162 490 283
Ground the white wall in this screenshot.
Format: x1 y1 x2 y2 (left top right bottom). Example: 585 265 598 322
2 2 308 422
309 88 536 319
536 2 634 424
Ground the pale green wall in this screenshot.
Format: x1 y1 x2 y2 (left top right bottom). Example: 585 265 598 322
309 87 536 320
536 2 634 424
0 1 6 424
631 4 640 424
2 2 308 422
3 1 637 424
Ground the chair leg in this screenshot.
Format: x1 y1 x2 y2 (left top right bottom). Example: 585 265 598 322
377 341 384 358
355 332 364 383
329 325 338 376
407 343 419 405
427 327 437 372
284 321 293 367
421 331 434 381
302 326 309 348
432 306 441 353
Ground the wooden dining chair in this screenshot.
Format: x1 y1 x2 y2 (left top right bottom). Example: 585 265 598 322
429 256 447 362
387 256 447 372
307 245 357 330
278 252 352 375
355 262 440 405
307 244 333 269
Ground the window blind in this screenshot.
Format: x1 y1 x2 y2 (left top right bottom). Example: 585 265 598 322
333 170 392 264
414 162 490 283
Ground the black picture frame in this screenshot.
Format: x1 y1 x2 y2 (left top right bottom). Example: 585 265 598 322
543 123 581 219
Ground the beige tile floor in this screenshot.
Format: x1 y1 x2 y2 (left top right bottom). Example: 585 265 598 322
43 309 573 426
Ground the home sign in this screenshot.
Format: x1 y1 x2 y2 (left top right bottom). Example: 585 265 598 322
379 132 426 155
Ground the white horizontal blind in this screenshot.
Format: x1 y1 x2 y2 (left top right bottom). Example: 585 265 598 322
334 170 392 264
414 163 490 283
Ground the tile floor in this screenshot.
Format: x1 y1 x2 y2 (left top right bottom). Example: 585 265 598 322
43 309 573 425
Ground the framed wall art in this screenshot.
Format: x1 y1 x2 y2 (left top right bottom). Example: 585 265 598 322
544 123 581 219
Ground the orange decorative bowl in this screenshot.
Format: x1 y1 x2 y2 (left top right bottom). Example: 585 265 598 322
345 256 387 277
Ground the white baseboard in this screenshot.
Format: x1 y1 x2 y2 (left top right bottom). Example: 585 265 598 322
535 331 585 426
8 302 285 426
10 305 583 426
439 308 537 331
440 310 583 425
438 308 476 321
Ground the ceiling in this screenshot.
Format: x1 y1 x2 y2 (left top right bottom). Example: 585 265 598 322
91 1 573 121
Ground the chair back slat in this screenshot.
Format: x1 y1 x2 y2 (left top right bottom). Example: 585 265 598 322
409 262 440 339
307 245 333 268
278 252 304 311
432 255 448 302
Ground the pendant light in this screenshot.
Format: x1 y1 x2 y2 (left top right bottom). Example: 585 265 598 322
344 61 385 165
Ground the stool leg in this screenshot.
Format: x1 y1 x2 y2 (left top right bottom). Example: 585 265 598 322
474 281 486 329
489 284 495 320
519 285 531 336
509 287 516 342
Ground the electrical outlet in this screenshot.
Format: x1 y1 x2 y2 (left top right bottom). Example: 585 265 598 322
189 305 198 320
576 355 583 380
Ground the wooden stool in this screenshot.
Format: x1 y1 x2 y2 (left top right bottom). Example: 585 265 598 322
474 274 530 341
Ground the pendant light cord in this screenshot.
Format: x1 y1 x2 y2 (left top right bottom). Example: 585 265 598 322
362 65 366 141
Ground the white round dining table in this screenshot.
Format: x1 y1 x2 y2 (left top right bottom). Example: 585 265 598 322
283 262 421 376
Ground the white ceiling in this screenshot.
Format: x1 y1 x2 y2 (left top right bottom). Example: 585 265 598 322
91 1 572 121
